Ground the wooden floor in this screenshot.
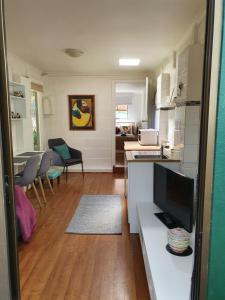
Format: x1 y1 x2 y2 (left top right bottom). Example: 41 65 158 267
18 173 150 300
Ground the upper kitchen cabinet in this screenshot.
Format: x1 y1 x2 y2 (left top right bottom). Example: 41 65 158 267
175 44 204 104
155 73 170 108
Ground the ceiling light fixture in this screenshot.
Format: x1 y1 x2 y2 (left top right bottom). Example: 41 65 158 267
64 48 84 58
119 58 140 66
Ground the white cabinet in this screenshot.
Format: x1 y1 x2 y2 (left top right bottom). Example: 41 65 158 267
126 159 180 233
156 73 170 108
176 44 204 103
137 202 195 300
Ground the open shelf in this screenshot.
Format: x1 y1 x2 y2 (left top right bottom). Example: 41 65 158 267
9 81 26 119
10 95 26 101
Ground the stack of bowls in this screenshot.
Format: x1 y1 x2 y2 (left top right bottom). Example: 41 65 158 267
167 228 190 253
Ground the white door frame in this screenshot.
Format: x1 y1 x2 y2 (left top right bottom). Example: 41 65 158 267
111 79 146 167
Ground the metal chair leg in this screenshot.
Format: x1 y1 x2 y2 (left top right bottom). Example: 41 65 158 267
46 172 54 194
65 166 68 183
81 161 84 178
32 182 42 208
38 176 47 204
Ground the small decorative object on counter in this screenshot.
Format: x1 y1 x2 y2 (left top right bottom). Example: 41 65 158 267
16 113 21 119
167 227 190 254
11 111 15 119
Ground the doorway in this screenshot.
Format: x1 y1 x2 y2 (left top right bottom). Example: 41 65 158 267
1 0 222 299
113 80 146 171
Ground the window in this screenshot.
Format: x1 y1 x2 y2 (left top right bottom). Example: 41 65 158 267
115 105 128 120
31 91 40 150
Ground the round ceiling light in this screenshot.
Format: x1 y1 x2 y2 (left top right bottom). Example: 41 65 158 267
64 48 84 58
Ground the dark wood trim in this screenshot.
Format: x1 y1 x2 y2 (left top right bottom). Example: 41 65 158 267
159 106 175 111
175 101 201 107
68 94 96 130
0 0 20 298
192 1 216 299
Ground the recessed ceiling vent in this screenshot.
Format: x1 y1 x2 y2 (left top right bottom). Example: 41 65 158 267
64 48 84 58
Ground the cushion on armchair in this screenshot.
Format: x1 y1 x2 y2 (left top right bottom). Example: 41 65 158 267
48 168 62 180
53 144 71 160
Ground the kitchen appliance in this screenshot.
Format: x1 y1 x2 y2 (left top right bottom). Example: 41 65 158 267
138 129 159 145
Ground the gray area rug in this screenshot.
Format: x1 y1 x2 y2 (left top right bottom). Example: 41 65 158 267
65 195 122 234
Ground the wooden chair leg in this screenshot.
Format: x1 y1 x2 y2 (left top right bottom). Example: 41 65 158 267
32 182 42 208
57 176 60 184
50 179 54 187
46 172 54 194
38 176 47 204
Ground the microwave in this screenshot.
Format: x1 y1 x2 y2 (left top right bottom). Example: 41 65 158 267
138 129 159 146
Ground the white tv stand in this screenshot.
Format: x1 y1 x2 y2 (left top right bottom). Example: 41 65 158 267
137 202 195 300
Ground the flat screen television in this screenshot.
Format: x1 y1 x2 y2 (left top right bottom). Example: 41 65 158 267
153 163 194 232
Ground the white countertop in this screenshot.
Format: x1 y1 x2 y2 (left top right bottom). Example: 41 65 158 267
137 202 195 300
124 141 161 151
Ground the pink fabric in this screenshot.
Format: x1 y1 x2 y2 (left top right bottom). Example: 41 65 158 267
15 185 36 242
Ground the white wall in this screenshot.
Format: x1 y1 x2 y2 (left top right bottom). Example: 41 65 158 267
127 94 143 123
43 76 113 171
115 81 146 124
115 92 144 123
43 76 146 171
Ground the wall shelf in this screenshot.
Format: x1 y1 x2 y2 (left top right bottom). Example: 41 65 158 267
9 81 26 119
10 95 26 101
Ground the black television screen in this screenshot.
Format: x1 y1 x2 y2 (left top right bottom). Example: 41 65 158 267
153 163 194 232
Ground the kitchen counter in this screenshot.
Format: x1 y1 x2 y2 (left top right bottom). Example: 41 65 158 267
125 151 181 163
124 141 161 151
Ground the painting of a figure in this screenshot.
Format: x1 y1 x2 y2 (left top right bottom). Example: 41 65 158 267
68 95 95 130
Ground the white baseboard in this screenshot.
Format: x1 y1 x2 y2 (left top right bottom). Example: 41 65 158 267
69 168 113 173
51 166 113 173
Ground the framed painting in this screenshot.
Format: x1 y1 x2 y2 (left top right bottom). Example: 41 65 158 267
68 95 95 130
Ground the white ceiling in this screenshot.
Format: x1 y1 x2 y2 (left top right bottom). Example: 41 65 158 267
5 0 205 74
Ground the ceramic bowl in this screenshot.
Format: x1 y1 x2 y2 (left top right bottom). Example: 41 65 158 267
167 228 190 253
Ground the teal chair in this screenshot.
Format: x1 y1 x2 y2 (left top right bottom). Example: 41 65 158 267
47 168 62 187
